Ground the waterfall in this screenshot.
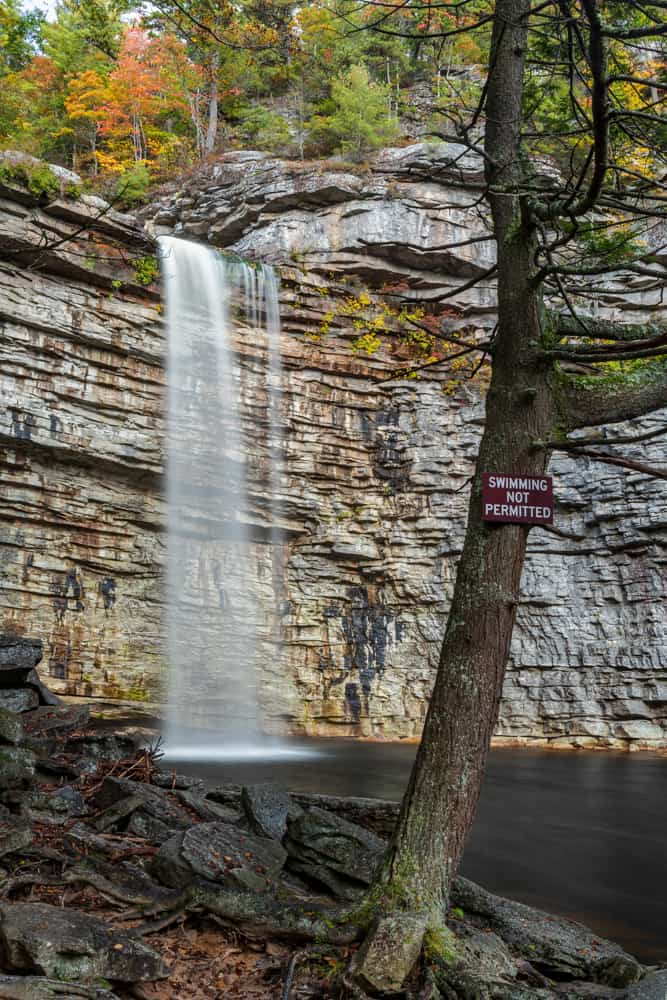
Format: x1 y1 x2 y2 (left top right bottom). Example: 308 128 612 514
159 235 285 759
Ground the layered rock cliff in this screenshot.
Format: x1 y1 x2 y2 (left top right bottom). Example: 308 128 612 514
1 146 665 748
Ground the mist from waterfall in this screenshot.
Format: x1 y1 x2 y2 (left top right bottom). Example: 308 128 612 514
159 235 292 760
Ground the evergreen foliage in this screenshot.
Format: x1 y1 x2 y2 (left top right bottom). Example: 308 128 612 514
307 64 399 159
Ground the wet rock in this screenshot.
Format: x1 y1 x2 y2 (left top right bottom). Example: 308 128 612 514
0 816 32 858
64 822 139 859
206 784 242 808
291 792 398 839
0 638 42 685
352 912 427 994
153 771 206 792
126 809 175 845
22 785 87 825
241 783 292 841
0 902 168 982
624 971 667 1000
453 877 642 987
176 789 241 824
152 821 286 892
0 974 120 998
0 709 23 746
0 689 39 713
93 776 192 832
93 794 144 832
285 807 385 899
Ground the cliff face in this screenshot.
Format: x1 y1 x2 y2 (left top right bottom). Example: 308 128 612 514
1 147 666 748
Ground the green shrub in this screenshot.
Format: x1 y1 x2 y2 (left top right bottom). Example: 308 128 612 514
0 159 61 200
116 163 151 208
235 106 292 153
307 65 399 160
132 254 158 285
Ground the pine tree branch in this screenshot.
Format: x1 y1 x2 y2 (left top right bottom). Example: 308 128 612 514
547 330 667 362
548 312 667 343
553 445 667 480
547 422 666 449
561 360 667 429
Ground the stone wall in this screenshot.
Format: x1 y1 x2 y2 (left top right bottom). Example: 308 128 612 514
1 147 666 748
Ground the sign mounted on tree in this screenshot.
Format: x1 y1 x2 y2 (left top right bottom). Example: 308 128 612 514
482 474 553 525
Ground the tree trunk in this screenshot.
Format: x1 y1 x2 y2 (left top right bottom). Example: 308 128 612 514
205 49 220 155
368 0 559 926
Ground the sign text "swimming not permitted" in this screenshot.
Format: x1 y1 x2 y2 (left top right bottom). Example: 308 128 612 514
482 473 553 525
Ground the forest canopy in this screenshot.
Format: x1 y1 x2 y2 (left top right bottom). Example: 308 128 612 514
1 0 664 208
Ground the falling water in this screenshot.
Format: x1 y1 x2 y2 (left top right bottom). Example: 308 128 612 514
159 235 291 759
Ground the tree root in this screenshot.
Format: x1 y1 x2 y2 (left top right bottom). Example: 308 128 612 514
0 875 65 899
281 947 309 1000
133 907 188 936
63 865 180 909
281 944 339 1000
191 885 360 944
0 975 119 999
341 971 372 1000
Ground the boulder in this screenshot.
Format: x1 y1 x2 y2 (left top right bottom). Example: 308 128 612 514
624 972 667 1000
241 783 292 841
63 732 137 761
0 975 120 998
64 822 140 859
126 809 176 845
25 670 62 707
23 705 91 744
0 902 168 983
66 859 181 909
22 785 87 825
176 788 241 824
285 806 385 899
352 912 427 994
452 877 642 987
0 709 23 747
555 985 626 998
93 794 145 833
0 816 32 858
0 689 39 714
433 920 524 999
0 747 35 792
93 776 192 832
0 638 42 686
451 922 519 981
152 821 286 892
153 771 206 792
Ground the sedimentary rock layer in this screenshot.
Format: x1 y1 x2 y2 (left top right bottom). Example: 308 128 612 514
1 147 666 747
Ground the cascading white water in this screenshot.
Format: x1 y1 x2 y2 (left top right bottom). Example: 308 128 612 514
159 235 289 759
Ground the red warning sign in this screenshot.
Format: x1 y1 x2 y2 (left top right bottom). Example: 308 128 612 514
482 473 553 525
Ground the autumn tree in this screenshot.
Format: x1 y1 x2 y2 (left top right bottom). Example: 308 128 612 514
335 0 667 990
141 0 285 155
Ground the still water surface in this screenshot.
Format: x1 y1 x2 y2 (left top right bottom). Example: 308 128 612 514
162 739 666 963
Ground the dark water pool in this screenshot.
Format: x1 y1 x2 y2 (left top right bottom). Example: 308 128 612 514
153 737 667 963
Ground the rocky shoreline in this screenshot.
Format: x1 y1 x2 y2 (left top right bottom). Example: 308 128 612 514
0 635 664 998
